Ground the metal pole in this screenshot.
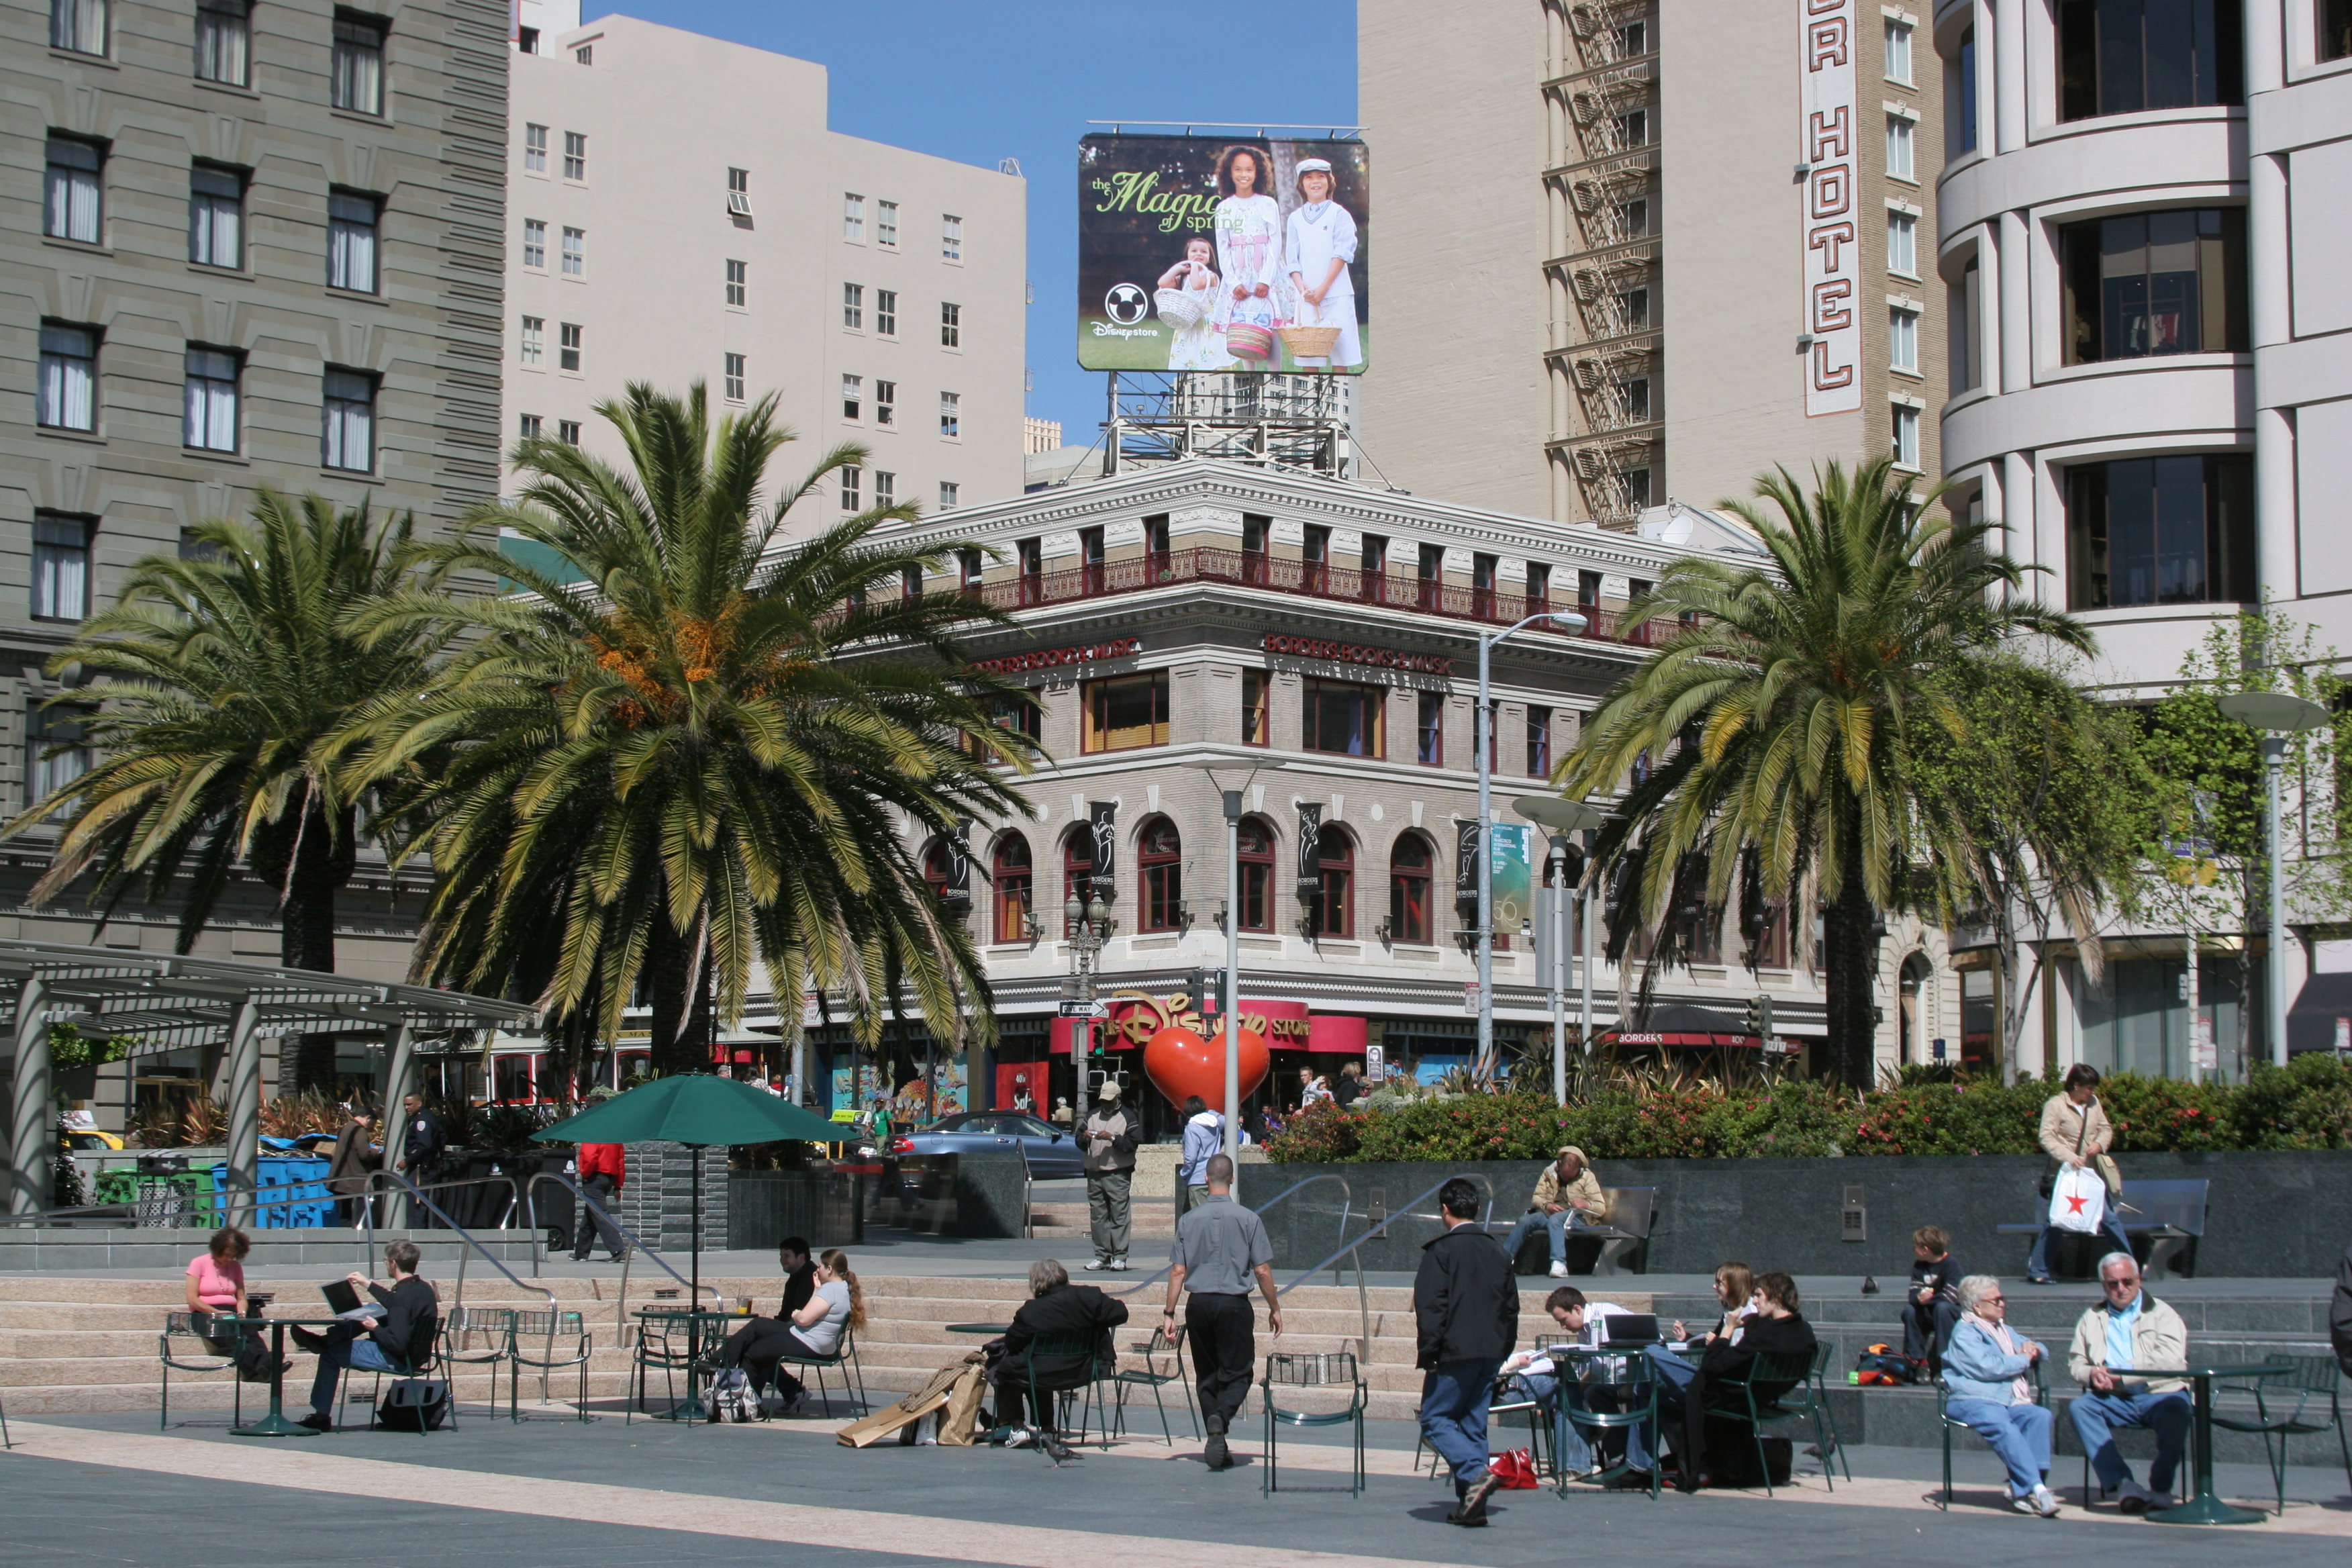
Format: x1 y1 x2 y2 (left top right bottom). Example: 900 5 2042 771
1549 834 1567 1107
2265 734 2290 1067
223 998 265 1230
1580 861 1596 1062
7 975 50 1215
380 1022 413 1233
1475 634 1494 1082
1222 788 1242 1166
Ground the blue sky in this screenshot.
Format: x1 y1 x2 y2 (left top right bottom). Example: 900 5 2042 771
586 0 1358 445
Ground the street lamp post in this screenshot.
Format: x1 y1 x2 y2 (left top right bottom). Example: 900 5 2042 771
1477 611 1587 1083
1063 891 1114 1093
1194 756 1283 1164
1514 793 1604 1106
2216 689 2329 1067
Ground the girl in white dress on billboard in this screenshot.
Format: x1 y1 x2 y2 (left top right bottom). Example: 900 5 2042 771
1157 234 1233 371
1210 144 1283 365
1283 158 1363 371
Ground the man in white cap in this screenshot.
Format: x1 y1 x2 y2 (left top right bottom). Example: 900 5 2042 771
1081 1078 1140 1271
1283 156 1362 371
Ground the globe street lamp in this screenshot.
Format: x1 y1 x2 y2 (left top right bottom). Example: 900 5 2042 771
1192 754 1283 1163
1513 793 1606 1104
2216 689 2329 1067
1476 611 1587 1082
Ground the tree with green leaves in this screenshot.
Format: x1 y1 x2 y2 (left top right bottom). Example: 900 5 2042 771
1557 456 2092 1085
342 383 1037 1076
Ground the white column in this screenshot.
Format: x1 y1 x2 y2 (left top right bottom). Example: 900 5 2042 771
2255 405 2298 604
2245 0 2284 96
1979 458 2008 560
1998 210 2032 395
7 977 50 1215
2004 449 2038 579
1994 0 2028 154
2250 146 2297 601
379 1021 415 1181
222 999 265 1228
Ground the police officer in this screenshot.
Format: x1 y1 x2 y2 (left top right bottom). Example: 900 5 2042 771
399 1091 448 1229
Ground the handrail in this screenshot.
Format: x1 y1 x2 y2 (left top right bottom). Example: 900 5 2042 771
1108 1172 1355 1302
369 1169 555 1324
1275 1174 1500 1364
523 1171 724 1346
358 1170 524 1307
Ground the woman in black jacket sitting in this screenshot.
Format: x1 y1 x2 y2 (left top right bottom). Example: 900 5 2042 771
990 1257 1128 1450
1666 1270 1817 1491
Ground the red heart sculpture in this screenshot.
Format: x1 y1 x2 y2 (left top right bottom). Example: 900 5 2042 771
1142 1024 1268 1112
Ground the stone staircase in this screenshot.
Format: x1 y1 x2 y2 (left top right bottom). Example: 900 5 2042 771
1024 1197 1177 1242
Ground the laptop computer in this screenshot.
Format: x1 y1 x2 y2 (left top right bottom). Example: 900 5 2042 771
321 1279 381 1319
1599 1312 1660 1346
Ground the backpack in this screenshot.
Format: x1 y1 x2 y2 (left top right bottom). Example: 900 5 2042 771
710 1367 765 1423
1852 1343 1926 1385
374 1378 450 1431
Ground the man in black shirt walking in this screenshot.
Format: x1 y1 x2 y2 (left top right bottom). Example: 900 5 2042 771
1414 1177 1519 1526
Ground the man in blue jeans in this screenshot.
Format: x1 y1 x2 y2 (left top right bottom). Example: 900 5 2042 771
2066 1251 2192 1512
292 1238 436 1430
1414 1178 1519 1526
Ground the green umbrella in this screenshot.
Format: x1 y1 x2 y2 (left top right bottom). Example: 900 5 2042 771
534 1075 841 1417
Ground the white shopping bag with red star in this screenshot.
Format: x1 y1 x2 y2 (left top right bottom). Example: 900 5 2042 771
2048 1164 2108 1233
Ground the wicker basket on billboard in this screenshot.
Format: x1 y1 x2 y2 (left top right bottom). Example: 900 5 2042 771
1277 324 1341 358
1154 287 1206 329
1224 323 1275 360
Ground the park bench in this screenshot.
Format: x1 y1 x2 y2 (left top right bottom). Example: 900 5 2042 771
1498 1185 1657 1277
1995 1177 2207 1281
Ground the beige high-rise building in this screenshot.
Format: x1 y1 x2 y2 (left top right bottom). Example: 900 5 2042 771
501 9 1027 523
1361 0 1946 526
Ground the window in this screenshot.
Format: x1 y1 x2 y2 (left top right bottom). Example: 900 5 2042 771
523 217 546 268
941 214 962 260
843 193 864 240
843 283 864 329
1416 542 1444 608
959 550 983 591
327 190 379 291
557 419 580 445
1236 817 1275 932
726 166 750 215
1416 691 1445 765
939 481 959 509
878 199 898 245
195 0 249 85
1578 569 1602 611
1621 197 1649 237
1361 532 1388 575
1619 376 1651 422
1302 679 1385 758
1083 672 1170 752
1242 669 1270 745
559 322 581 371
724 353 745 402
516 25 537 52
875 471 895 507
51 0 107 53
519 315 543 365
1138 818 1183 932
1884 17 1914 84
573 42 590 64
875 380 895 426
1892 403 1922 468
2060 208 2246 363
1616 286 1651 330
1887 210 1918 276
518 413 540 438
37 323 97 432
1060 830 1093 917
1890 305 1920 372
524 123 548 173
993 834 1032 942
1310 826 1355 938
877 289 897 336
1951 254 1982 392
32 514 91 622
1471 552 1497 617
1526 706 1553 777
841 375 862 420
560 226 583 276
1526 562 1551 611
44 136 102 244
2067 454 2253 609
940 301 961 347
840 465 861 511
726 258 746 306
2328 0 2352 60
2059 0 2242 120
28 705 92 814
1886 112 1916 180
322 368 375 471
331 13 386 115
1616 109 1649 147
940 392 960 438
183 346 239 452
1619 18 1647 53
1952 25 1979 153
1390 833 1434 944
562 132 587 180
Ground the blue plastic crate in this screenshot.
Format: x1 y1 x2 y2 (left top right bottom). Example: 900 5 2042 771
211 1156 332 1228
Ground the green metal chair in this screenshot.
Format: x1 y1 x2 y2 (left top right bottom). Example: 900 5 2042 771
509 1308 593 1422
626 1308 695 1424
1020 1331 1103 1463
158 1311 247 1430
1937 1355 2048 1509
336 1313 446 1435
1109 1334 1197 1445
2212 1355 2342 1517
1707 1342 1848 1497
1262 1351 1367 1497
439 1305 514 1422
776 1320 869 1420
1555 1346 1661 1500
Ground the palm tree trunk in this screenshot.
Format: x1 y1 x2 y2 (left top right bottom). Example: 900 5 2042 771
268 803 356 1094
1823 876 1879 1089
646 916 715 1077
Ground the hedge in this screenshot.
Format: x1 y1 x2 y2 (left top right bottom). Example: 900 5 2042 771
1264 1053 2352 1163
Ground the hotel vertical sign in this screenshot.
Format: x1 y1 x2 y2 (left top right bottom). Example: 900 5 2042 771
1802 0 1861 415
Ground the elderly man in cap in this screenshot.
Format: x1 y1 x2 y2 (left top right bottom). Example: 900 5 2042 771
1502 1146 1610 1279
1081 1078 1140 1271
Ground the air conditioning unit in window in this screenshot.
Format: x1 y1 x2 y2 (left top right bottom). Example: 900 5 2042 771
727 191 752 216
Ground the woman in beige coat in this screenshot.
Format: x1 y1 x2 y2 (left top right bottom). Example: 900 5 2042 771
2029 1065 2133 1283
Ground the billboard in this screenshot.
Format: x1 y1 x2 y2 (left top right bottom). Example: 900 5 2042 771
1078 134 1370 373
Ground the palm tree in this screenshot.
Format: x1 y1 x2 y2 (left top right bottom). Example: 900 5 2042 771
0 493 456 1084
345 382 1036 1075
1555 456 2092 1085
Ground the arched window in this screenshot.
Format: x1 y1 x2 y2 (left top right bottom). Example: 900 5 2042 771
992 833 1032 943
1236 816 1276 932
1312 825 1355 938
1389 832 1433 944
1137 816 1182 932
922 836 969 914
1061 826 1096 922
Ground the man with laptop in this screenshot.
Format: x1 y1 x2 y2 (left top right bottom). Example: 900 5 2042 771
1499 1287 1656 1479
291 1237 436 1430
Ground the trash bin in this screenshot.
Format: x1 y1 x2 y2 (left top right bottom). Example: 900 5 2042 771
211 1156 332 1227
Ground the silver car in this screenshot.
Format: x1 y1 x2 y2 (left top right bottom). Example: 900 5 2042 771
889 1111 1085 1179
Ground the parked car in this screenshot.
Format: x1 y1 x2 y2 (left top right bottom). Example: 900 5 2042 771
888 1112 1085 1180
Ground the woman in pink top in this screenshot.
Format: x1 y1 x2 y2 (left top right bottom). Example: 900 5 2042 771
185 1226 251 1353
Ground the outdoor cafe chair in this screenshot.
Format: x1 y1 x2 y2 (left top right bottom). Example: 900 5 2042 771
159 1310 246 1430
1109 1334 1197 1446
626 1309 695 1425
1262 1351 1368 1498
1020 1332 1103 1462
336 1312 448 1435
1937 1353 2047 1510
2212 1353 2346 1516
777 1320 870 1420
508 1308 593 1422
1554 1346 1660 1500
1707 1342 1848 1497
440 1306 515 1421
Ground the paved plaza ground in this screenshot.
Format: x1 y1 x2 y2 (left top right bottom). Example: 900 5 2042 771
7 1400 2348 1568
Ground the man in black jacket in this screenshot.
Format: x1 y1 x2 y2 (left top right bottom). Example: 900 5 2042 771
1413 1177 1520 1526
399 1092 448 1229
993 1257 1128 1460
295 1238 436 1430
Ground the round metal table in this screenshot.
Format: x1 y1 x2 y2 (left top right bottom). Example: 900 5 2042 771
2145 1361 2293 1526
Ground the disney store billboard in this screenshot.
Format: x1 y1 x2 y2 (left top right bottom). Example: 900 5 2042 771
1077 134 1371 375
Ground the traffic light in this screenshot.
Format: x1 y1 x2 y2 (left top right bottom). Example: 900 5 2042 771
1744 995 1774 1041
1186 967 1208 1016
